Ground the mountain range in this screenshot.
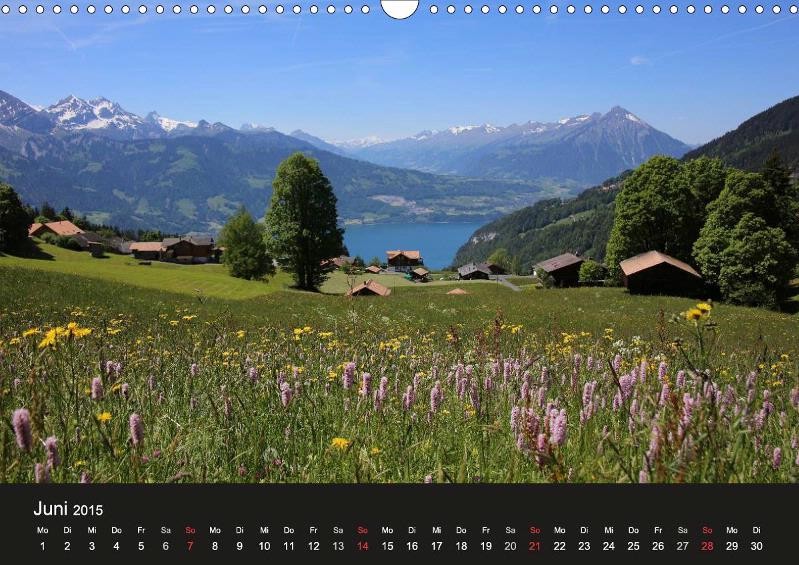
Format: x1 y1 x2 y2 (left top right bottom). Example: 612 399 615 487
0 88 690 232
319 107 691 186
452 94 799 270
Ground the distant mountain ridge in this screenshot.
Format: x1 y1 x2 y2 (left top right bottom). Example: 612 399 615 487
327 106 690 186
0 88 557 233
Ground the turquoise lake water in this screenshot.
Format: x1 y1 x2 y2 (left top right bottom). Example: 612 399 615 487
343 223 483 270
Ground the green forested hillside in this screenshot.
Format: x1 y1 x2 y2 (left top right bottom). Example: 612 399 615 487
0 130 556 233
452 174 624 269
684 95 799 172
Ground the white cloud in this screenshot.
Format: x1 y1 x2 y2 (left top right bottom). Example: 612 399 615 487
630 55 651 66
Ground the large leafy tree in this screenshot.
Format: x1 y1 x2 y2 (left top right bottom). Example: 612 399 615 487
0 183 31 252
693 158 799 308
717 214 796 308
692 170 770 284
219 207 275 280
264 153 344 291
605 156 697 280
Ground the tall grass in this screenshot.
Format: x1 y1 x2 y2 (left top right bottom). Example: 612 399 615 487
0 266 797 483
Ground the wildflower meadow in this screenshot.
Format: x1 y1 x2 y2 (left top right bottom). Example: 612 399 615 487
1 266 797 484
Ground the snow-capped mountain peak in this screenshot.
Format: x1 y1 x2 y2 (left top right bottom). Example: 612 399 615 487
146 111 197 132
45 95 147 133
333 135 386 149
447 124 501 135
603 106 648 126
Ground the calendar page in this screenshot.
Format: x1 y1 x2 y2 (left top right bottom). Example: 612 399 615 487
0 3 797 563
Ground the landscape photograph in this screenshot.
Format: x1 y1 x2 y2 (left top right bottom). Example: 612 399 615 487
1 7 798 485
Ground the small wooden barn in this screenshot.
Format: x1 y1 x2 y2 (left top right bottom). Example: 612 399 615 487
347 279 392 297
619 251 702 296
411 267 430 282
458 262 491 281
130 241 163 261
535 253 584 287
386 250 422 272
365 265 382 274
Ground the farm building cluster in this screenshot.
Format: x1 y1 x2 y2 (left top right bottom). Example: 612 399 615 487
29 220 222 264
29 220 705 298
531 250 702 296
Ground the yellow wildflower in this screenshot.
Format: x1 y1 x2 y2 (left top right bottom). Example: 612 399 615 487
96 411 112 423
38 329 59 349
236 330 246 339
696 302 712 314
22 328 41 338
370 447 381 455
685 308 703 321
331 437 351 450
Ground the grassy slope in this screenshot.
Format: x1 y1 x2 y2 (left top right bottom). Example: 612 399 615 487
0 242 293 300
1 260 796 355
0 242 479 299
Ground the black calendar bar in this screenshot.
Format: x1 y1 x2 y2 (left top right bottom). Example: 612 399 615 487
0 484 793 564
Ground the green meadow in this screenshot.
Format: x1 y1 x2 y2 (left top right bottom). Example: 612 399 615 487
0 246 797 484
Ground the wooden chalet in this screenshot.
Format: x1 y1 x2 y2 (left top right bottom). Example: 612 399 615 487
458 262 491 281
386 250 422 273
411 267 430 282
365 265 382 274
347 279 392 297
29 220 84 238
535 253 584 287
161 235 217 264
619 251 702 296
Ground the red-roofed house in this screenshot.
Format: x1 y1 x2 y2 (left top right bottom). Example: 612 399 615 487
29 220 85 238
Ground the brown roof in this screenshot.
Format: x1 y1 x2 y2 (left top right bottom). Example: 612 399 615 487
412 267 430 276
620 251 701 278
347 279 392 297
365 265 382 273
536 253 583 273
447 288 470 295
43 220 84 237
30 220 84 237
386 250 421 260
130 241 163 252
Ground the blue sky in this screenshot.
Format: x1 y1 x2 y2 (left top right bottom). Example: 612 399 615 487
2 5 798 144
